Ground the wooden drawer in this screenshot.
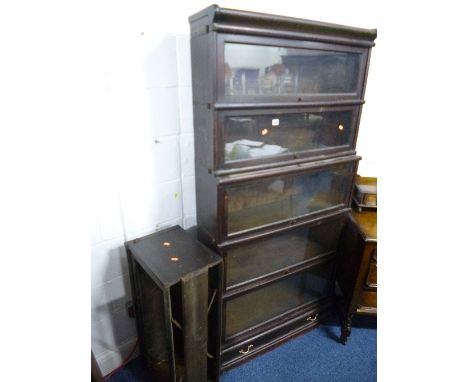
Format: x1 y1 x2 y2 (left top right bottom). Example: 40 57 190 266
221 301 331 370
365 248 377 288
358 290 377 311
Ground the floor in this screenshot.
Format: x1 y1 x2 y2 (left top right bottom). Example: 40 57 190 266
108 314 376 382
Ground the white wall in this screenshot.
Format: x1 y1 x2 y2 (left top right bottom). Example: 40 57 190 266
89 0 382 374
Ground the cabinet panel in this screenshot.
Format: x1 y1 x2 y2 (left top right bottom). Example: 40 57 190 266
224 260 334 339
224 215 347 289
219 35 367 103
223 161 355 236
220 106 359 169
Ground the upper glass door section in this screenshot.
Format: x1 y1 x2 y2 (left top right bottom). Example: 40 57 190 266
221 38 365 103
221 106 358 169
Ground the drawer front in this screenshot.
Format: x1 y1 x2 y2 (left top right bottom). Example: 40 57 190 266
218 35 368 104
222 160 357 237
366 248 377 288
218 106 360 170
358 290 377 309
224 260 334 340
224 214 347 290
221 302 331 369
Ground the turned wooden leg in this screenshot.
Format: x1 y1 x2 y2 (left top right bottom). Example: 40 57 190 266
340 315 353 345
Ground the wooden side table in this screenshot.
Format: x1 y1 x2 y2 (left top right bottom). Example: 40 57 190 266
126 226 223 382
336 208 377 344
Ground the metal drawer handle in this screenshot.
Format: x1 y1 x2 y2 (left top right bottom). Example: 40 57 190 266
307 313 319 322
239 344 253 355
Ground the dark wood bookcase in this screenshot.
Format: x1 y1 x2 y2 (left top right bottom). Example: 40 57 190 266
189 4 377 370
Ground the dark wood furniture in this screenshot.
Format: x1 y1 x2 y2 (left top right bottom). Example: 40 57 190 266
336 195 377 344
352 175 377 211
126 226 223 382
189 5 376 370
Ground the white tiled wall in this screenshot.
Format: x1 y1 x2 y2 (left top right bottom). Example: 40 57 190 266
90 32 196 375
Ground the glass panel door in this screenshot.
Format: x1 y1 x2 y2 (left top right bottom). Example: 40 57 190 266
224 42 363 100
225 261 333 338
225 215 346 288
225 162 354 235
223 109 356 165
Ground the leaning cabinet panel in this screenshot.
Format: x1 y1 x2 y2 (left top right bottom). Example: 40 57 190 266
189 4 376 371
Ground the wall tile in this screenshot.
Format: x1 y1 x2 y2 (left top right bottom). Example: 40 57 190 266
146 87 180 137
178 86 193 122
183 215 197 229
90 210 102 245
120 180 183 235
91 283 112 323
176 34 192 87
91 237 128 288
124 216 184 242
95 338 139 375
116 87 180 139
140 33 178 88
182 176 196 216
180 115 194 134
108 275 132 312
122 136 181 188
180 133 195 178
92 307 137 357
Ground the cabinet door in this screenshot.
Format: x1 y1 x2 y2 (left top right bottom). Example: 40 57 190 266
221 160 356 238
224 260 334 340
218 35 367 104
219 106 359 169
224 214 347 290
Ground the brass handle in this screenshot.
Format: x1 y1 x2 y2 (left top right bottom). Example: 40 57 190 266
239 344 253 355
307 313 319 322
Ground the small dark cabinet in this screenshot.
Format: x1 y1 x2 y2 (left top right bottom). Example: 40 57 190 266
189 4 376 370
126 226 223 381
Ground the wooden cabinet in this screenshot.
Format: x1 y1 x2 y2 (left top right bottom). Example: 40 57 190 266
189 5 377 370
336 200 377 344
126 227 223 382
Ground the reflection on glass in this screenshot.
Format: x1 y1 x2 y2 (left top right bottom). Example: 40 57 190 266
226 163 353 234
225 261 333 337
225 216 346 287
224 43 361 97
224 111 354 162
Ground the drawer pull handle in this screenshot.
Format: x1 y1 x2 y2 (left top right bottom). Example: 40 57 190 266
307 313 319 322
239 344 253 355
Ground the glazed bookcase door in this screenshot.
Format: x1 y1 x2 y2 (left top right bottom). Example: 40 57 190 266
223 214 347 290
220 160 357 239
223 259 334 340
218 34 368 104
218 105 360 170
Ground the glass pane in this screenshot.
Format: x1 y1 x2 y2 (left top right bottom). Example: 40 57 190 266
224 43 361 97
225 216 346 288
224 110 354 163
225 261 333 337
226 163 353 234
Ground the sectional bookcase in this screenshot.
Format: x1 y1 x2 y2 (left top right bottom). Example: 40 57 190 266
189 5 376 370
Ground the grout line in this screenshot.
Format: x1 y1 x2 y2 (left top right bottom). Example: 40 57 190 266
176 52 186 227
